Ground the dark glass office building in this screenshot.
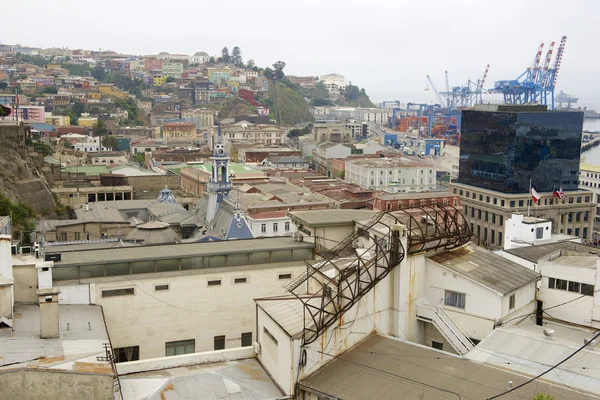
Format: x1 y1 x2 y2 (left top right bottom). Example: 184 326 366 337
457 107 584 193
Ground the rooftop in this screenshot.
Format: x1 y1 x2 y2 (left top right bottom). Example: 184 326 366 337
467 321 600 396
120 358 282 400
300 335 596 400
53 237 314 267
0 304 111 374
346 157 429 168
505 242 600 263
428 243 540 295
288 209 377 227
256 296 321 338
376 190 456 201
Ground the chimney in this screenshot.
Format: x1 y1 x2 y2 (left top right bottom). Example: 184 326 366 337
36 261 59 339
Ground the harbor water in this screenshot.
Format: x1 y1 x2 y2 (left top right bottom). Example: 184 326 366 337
582 118 600 164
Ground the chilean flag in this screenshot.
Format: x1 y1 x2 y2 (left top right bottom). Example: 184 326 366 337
530 183 541 203
553 187 565 200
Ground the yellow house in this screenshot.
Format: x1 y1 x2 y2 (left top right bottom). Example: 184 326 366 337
46 115 70 127
98 83 126 98
46 64 62 70
78 117 98 127
153 76 167 86
87 92 102 100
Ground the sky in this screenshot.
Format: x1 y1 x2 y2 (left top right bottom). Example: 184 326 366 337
3 0 600 108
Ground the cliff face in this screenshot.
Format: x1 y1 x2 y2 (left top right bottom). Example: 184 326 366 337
0 123 56 214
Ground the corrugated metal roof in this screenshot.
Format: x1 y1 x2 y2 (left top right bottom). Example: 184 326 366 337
506 242 599 263
288 209 377 227
428 243 540 295
301 335 598 400
467 322 600 396
120 358 282 400
257 296 320 338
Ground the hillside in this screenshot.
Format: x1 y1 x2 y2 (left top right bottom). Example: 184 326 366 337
218 97 257 119
265 82 314 126
335 84 376 108
0 124 56 216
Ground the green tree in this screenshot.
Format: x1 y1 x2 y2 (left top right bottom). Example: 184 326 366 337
102 135 119 151
91 65 108 81
72 101 85 116
166 77 176 83
42 86 58 94
209 56 215 64
135 152 145 165
311 98 334 106
263 67 274 80
232 46 242 65
337 169 345 179
221 47 231 64
272 61 286 80
0 81 8 90
247 59 255 69
93 119 108 137
0 193 36 245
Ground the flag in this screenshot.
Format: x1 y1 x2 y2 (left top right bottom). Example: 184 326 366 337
552 187 564 200
530 183 540 203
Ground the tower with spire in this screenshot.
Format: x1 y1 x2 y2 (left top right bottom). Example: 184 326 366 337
204 122 233 222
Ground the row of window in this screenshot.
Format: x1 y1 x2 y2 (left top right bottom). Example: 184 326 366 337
260 222 290 234
455 188 590 207
371 169 433 175
101 274 294 297
464 206 504 226
114 332 254 363
548 278 594 296
470 223 503 246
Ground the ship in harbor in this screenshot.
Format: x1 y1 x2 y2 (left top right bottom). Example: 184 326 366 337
555 90 578 108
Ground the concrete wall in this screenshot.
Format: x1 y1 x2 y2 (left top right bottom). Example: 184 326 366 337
422 320 456 354
57 284 90 304
0 369 114 400
13 264 37 303
81 262 304 360
117 347 255 375
247 216 295 238
126 175 181 191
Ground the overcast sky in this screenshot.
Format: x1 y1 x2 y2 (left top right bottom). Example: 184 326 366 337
3 0 599 107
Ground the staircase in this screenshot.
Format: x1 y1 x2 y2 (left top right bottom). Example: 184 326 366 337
417 304 474 355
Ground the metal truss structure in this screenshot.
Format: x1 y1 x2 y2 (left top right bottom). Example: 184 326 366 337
285 205 471 346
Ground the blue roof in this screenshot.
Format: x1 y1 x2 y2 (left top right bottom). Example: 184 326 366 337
31 123 56 132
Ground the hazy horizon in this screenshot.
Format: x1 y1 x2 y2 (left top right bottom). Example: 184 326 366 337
3 0 600 108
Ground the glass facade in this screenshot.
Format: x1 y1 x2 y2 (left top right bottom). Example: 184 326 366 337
457 110 584 193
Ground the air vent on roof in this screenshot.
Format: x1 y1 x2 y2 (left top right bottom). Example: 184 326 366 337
584 338 597 348
543 328 555 340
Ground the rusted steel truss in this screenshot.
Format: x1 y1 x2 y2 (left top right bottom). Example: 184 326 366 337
285 205 471 346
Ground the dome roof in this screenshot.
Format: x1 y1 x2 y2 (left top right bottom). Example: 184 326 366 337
125 221 180 245
194 51 209 56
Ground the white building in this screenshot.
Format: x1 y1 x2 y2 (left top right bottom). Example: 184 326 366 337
354 108 393 125
319 73 345 97
73 136 109 153
345 157 437 193
188 51 210 65
48 238 314 360
246 211 296 238
258 209 540 396
579 163 600 217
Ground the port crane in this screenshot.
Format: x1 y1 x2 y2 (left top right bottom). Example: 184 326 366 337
491 36 567 109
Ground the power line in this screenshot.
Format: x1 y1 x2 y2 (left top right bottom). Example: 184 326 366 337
486 329 600 399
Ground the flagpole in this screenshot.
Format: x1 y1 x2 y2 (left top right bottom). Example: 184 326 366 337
528 179 531 217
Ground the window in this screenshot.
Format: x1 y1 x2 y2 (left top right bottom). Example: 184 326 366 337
60 232 67 241
114 346 139 363
568 281 580 293
582 284 595 296
263 327 278 345
214 335 226 350
485 211 489 222
518 200 524 207
486 196 490 203
499 215 504 226
261 224 266 234
478 209 482 219
273 223 278 233
510 201 515 207
234 277 247 284
492 213 496 224
207 279 221 286
509 294 515 310
278 273 292 280
102 288 134 298
432 341 444 350
74 232 80 241
479 194 483 201
536 227 543 239
166 339 195 356
285 222 290 231
444 290 465 309
241 332 252 347
154 284 169 291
